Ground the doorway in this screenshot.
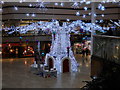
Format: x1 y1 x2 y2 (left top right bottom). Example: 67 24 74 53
48 58 53 70
63 59 69 73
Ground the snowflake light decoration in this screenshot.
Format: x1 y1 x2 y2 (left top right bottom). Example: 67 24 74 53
72 2 79 8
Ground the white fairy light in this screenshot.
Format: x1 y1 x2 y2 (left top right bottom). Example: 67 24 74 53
60 2 64 7
66 19 70 22
101 6 105 11
1 1 4 4
83 14 86 18
100 20 103 23
0 8 2 12
80 0 86 4
72 2 79 8
26 13 30 16
76 11 80 16
101 14 104 17
98 4 105 11
19 0 23 3
32 13 36 17
85 1 91 5
84 7 88 11
34 2 48 11
94 14 97 17
88 13 91 15
101 0 106 3
96 20 98 23
54 3 58 6
14 6 18 11
29 4 32 7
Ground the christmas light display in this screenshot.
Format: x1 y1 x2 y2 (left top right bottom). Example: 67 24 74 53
2 20 107 72
1 0 120 73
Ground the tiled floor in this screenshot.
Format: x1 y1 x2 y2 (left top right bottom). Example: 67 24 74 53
2 54 91 88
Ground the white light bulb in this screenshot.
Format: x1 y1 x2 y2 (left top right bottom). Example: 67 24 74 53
76 11 80 16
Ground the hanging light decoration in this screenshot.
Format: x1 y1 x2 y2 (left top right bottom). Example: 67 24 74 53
19 0 23 3
66 19 70 22
60 2 64 7
34 1 48 11
84 7 88 11
96 20 98 23
0 8 2 12
29 4 32 7
94 14 97 17
100 20 104 23
54 2 59 6
31 13 36 17
98 4 105 11
101 14 105 17
72 2 79 8
0 1 4 4
76 11 80 16
82 14 86 18
85 1 91 5
88 12 91 15
26 13 30 17
14 6 18 11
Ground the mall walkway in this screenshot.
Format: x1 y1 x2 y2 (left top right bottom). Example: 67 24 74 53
2 55 91 88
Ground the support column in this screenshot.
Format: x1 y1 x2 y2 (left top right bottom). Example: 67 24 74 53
91 2 96 55
37 41 40 54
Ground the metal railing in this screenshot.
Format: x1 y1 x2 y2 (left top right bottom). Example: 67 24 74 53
93 35 120 64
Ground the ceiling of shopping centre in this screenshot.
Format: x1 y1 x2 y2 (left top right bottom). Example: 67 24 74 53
2 2 120 26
